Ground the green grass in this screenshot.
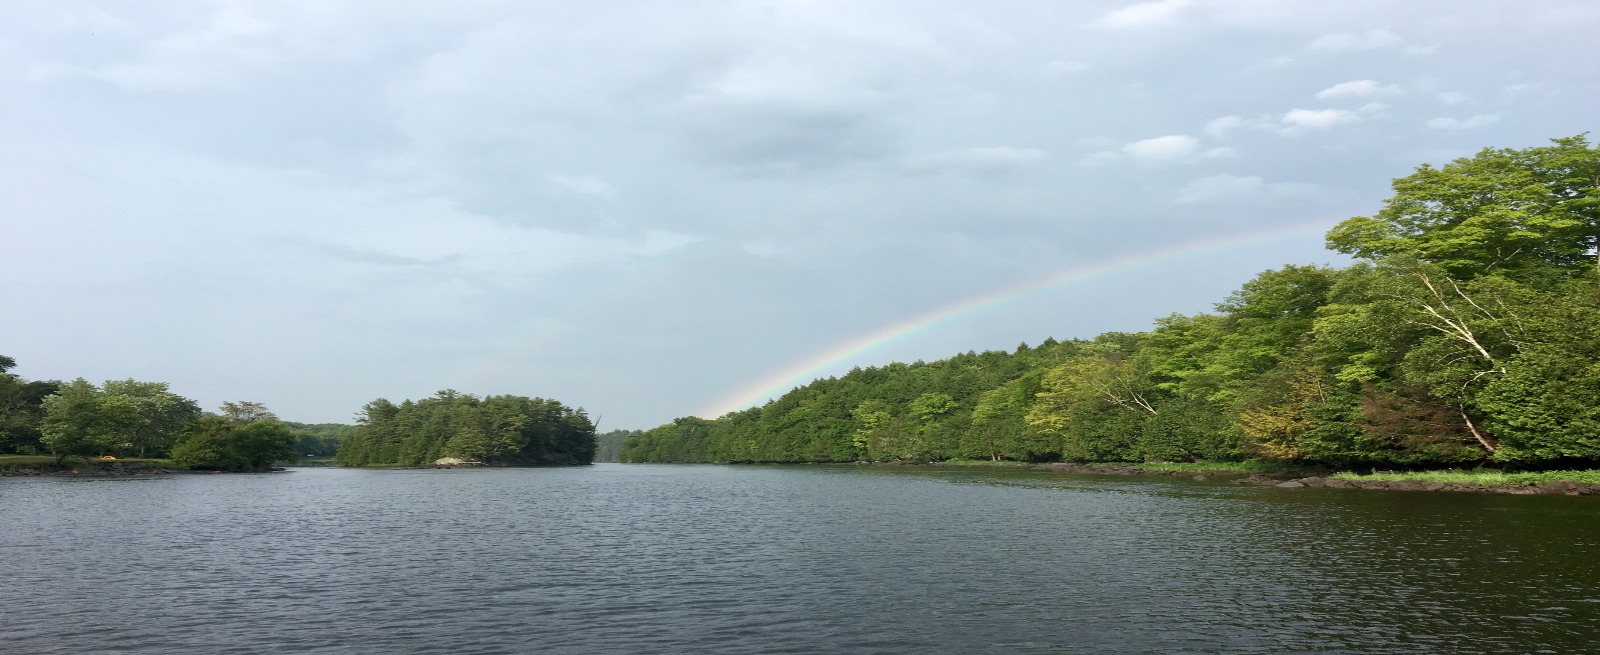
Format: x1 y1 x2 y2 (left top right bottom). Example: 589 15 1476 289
935 459 1306 474
1135 460 1309 474
0 455 60 466
1332 468 1600 485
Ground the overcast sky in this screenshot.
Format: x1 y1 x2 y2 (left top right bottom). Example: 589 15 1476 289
5 1 1598 429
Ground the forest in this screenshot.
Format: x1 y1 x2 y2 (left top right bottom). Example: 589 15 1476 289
1 357 593 469
622 136 1600 469
333 390 597 467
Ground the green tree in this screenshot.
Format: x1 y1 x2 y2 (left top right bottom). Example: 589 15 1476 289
170 415 297 471
221 401 278 424
334 392 594 466
230 420 298 469
169 416 238 470
99 379 202 457
0 356 60 455
1326 135 1600 282
39 378 111 462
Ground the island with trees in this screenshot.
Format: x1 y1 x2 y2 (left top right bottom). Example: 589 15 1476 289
621 136 1600 479
1 357 596 473
334 391 597 467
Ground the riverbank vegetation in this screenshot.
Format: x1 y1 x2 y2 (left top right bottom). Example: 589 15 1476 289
334 390 597 467
2 356 594 470
623 136 1600 475
1331 468 1600 486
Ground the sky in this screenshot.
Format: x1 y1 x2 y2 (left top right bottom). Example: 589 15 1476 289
5 1 1598 429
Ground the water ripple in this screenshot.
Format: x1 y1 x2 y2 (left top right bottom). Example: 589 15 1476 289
2 464 1597 654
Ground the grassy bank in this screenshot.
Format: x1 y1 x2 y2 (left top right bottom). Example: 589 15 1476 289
938 459 1600 487
1332 468 1600 486
1135 461 1309 474
935 459 1309 474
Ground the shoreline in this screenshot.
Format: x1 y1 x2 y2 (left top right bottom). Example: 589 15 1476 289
0 462 286 477
12 457 1598 495
1010 461 1600 496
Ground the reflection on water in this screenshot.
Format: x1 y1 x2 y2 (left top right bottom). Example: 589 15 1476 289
3 464 1596 654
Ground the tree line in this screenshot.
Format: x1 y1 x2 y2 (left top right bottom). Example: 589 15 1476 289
1 360 594 469
334 390 597 467
0 369 299 471
622 135 1600 469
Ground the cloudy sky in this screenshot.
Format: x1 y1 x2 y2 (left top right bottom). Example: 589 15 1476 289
5 1 1597 429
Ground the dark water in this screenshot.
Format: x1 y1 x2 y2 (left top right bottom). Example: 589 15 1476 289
3 464 1597 654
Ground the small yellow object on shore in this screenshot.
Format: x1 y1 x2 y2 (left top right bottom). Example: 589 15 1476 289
98 455 117 460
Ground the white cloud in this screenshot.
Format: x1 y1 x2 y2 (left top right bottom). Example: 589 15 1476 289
1306 29 1403 54
544 173 615 197
1357 102 1390 118
1205 116 1246 139
1176 174 1320 204
1205 114 1277 138
1282 108 1360 129
1095 0 1193 28
1125 134 1201 160
1403 44 1438 55
1437 91 1467 105
1315 80 1402 99
1425 114 1500 130
1091 135 1234 164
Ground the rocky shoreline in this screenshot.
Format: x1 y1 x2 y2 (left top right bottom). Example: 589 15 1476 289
1036 462 1600 496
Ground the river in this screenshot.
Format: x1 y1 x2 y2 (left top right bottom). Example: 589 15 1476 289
3 464 1596 654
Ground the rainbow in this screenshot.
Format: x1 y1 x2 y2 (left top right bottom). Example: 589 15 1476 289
696 222 1332 418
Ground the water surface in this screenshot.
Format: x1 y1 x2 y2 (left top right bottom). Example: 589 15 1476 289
3 464 1596 654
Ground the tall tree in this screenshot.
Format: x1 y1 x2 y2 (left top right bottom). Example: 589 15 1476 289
39 378 110 462
99 379 202 457
220 401 278 424
1326 135 1600 282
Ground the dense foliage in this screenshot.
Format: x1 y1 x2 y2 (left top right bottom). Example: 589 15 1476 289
285 422 354 457
169 415 298 471
594 429 638 462
0 355 61 455
624 136 1600 469
335 390 597 466
39 377 202 460
0 359 307 470
3 354 591 469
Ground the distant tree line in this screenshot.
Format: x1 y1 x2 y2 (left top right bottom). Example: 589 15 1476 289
594 429 639 462
285 422 354 457
334 390 597 467
623 136 1600 470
